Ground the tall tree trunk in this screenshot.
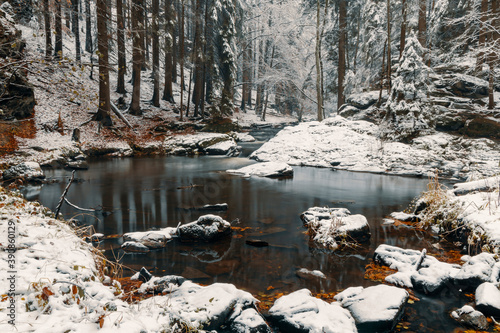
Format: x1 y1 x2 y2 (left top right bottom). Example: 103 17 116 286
96 0 112 126
129 0 144 115
377 39 387 108
179 0 185 120
476 0 489 72
144 1 150 66
65 3 71 29
315 0 323 120
399 0 407 60
152 0 160 106
418 0 426 48
192 0 203 116
338 0 347 111
72 0 81 62
386 0 392 92
54 0 63 59
44 0 52 60
85 0 92 53
488 0 498 109
163 0 175 102
117 0 126 94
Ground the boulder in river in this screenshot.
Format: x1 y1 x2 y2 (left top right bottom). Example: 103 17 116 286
475 282 500 318
451 305 489 330
177 214 231 242
121 241 150 253
227 161 293 178
164 132 240 155
300 207 370 250
268 288 357 333
2 162 45 182
453 253 498 291
335 284 409 333
123 228 176 249
229 308 272 333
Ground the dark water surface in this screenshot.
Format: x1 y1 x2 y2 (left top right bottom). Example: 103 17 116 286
24 153 471 332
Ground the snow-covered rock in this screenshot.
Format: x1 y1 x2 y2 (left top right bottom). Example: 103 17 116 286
250 116 500 179
296 268 327 280
374 244 460 292
231 132 257 142
122 227 177 249
451 305 488 330
164 133 239 155
300 207 370 250
177 214 231 242
229 308 272 333
227 162 293 178
454 253 498 290
452 176 499 196
335 284 409 333
121 241 150 253
475 282 500 317
2 162 44 182
268 289 357 333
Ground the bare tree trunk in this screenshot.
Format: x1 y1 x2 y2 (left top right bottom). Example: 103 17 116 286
315 0 323 120
338 0 347 111
386 0 392 92
129 0 144 115
418 0 426 47
85 0 92 53
117 0 126 94
163 0 175 103
72 0 81 62
152 0 160 106
262 46 275 121
400 0 406 60
488 0 498 109
377 39 387 108
44 0 52 60
192 0 203 116
179 0 185 121
55 0 63 59
144 1 150 65
96 0 112 126
476 0 489 72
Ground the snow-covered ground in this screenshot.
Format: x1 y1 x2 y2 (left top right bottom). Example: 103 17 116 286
250 116 500 180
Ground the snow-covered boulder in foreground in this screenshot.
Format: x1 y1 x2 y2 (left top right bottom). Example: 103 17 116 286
452 176 499 196
229 307 272 333
177 214 231 242
373 244 461 293
268 289 357 333
335 284 409 333
300 207 370 250
454 253 499 290
250 116 500 179
227 161 293 178
475 282 500 317
2 161 44 182
164 132 240 156
451 305 488 330
122 227 177 249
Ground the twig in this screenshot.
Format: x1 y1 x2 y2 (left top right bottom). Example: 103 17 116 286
55 170 75 219
64 198 95 212
414 248 427 271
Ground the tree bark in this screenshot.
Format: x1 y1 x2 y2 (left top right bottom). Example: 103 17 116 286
117 0 126 94
476 0 489 72
179 0 185 120
44 0 52 60
54 0 63 59
72 0 81 63
162 0 175 103
338 0 347 111
418 0 426 48
96 0 112 126
386 0 392 92
191 0 203 116
399 0 406 60
129 0 144 116
315 0 323 120
152 0 160 106
85 0 92 53
488 0 498 109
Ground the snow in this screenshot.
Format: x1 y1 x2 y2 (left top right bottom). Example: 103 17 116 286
334 285 409 325
452 176 499 195
268 289 357 333
250 116 500 179
123 228 177 244
231 132 256 142
227 161 293 178
297 268 327 279
475 282 500 317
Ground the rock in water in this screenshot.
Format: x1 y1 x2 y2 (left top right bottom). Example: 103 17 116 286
138 267 153 282
227 162 294 178
451 305 488 330
229 308 272 333
2 162 45 182
335 284 409 333
177 214 232 242
268 289 357 333
475 282 500 317
121 241 150 253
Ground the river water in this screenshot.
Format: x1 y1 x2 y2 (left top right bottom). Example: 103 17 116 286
23 142 473 332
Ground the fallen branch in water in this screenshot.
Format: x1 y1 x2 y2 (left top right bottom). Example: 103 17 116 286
55 170 75 219
176 184 203 190
64 198 96 212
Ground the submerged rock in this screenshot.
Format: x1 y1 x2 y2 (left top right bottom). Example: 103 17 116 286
227 162 293 178
475 282 500 317
268 289 357 333
300 207 370 250
177 214 231 242
335 284 409 333
451 305 488 330
2 162 45 182
121 241 150 253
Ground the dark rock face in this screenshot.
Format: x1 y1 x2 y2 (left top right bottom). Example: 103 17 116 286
177 215 232 242
335 285 409 333
138 267 153 282
461 117 500 139
451 305 489 330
